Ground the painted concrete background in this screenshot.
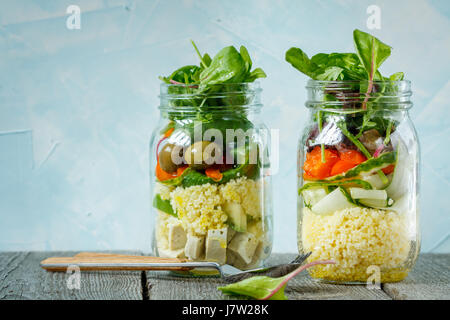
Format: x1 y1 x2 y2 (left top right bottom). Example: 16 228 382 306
0 0 449 253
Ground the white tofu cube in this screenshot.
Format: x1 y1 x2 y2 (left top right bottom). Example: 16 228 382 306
246 241 267 269
226 249 240 266
168 223 187 250
205 228 227 264
227 228 236 244
184 234 205 260
228 232 259 264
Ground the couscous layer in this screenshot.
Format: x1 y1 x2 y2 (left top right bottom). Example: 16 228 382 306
301 207 411 282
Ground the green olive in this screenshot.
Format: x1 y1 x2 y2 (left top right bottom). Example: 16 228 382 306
184 141 222 169
159 143 184 173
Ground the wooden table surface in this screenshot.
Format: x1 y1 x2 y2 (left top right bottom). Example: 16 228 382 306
0 252 448 300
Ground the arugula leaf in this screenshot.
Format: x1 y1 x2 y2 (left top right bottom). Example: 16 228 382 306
190 40 208 69
218 260 335 300
355 109 377 138
159 65 201 84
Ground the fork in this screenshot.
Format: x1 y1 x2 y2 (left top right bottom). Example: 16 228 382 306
40 252 312 282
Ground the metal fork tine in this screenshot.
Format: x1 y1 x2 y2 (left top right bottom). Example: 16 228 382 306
222 252 313 282
290 252 312 264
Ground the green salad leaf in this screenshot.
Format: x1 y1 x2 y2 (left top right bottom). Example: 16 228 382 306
199 46 248 86
153 194 177 217
285 47 317 78
285 29 397 83
353 29 391 83
158 41 266 188
389 72 404 81
160 41 266 108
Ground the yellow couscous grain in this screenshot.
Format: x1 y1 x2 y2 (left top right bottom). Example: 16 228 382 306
301 207 411 282
163 177 262 236
219 177 261 218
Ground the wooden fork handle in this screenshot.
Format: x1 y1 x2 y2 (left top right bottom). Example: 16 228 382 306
40 253 191 272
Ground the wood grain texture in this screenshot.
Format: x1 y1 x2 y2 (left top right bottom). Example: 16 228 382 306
40 254 192 271
383 253 450 300
145 272 230 300
145 253 391 300
0 251 143 300
271 254 391 300
1 252 449 300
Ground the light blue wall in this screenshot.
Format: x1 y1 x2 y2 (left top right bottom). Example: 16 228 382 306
0 0 449 253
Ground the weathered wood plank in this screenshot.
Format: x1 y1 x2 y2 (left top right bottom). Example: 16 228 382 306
0 251 143 300
2 252 449 300
268 254 391 300
383 253 450 300
145 272 230 300
145 253 391 300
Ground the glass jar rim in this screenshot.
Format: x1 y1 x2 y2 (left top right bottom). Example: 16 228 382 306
158 81 263 113
305 79 412 110
159 81 262 96
306 79 411 85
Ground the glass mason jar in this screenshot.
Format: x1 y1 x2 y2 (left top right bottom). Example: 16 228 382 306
297 80 420 283
150 82 273 273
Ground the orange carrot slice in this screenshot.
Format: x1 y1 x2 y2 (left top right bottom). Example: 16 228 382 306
330 160 357 176
155 161 178 181
339 149 367 164
303 146 339 179
205 167 223 182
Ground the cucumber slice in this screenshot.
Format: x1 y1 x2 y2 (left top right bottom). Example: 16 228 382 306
359 198 394 208
311 187 357 215
223 201 247 232
387 194 408 214
301 188 327 207
349 188 387 200
325 151 396 181
385 139 413 199
362 173 390 189
299 179 372 194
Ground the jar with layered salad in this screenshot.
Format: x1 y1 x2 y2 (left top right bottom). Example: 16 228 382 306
150 82 273 272
297 79 420 283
